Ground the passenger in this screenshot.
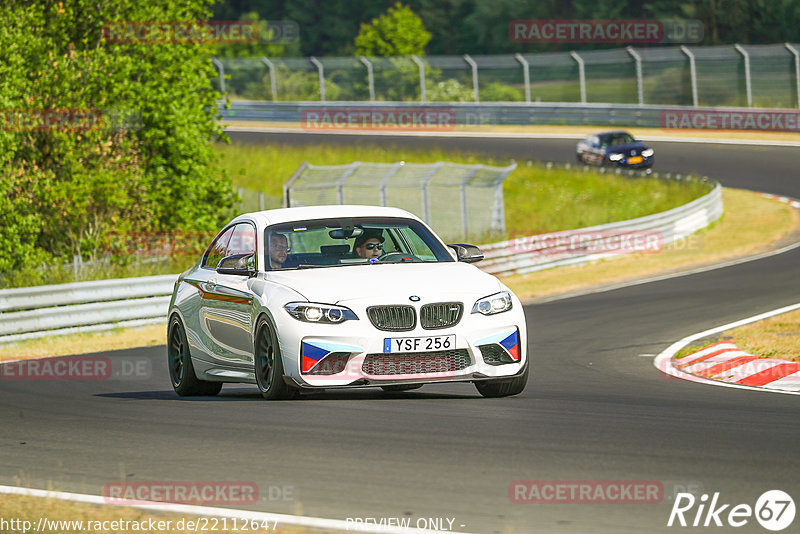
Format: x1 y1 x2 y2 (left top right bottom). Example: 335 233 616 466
269 233 289 269
353 229 385 259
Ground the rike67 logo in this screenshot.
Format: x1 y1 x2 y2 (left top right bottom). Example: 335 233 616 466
668 490 795 531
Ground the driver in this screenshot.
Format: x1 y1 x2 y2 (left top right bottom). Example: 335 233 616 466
353 229 385 259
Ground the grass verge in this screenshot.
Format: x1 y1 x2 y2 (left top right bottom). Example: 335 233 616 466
0 325 165 362
675 308 800 363
504 188 797 300
0 494 326 533
217 142 710 238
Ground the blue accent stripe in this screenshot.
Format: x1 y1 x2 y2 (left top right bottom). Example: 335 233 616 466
500 331 518 351
301 342 330 362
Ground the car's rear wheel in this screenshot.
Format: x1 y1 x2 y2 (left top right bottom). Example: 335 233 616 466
380 384 423 392
474 364 528 398
168 316 222 396
254 316 297 400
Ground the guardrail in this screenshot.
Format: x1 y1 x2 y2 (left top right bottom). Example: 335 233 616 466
219 100 796 129
0 276 176 343
0 177 720 343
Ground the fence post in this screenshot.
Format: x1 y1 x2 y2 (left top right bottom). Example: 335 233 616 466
420 162 443 224
379 162 404 206
460 167 480 240
464 54 479 103
309 56 325 102
681 46 699 107
734 44 753 107
411 55 427 103
570 51 586 103
359 56 375 101
626 47 644 105
261 57 278 101
336 162 362 204
283 161 310 207
514 53 531 103
259 192 265 211
211 58 226 94
786 43 800 109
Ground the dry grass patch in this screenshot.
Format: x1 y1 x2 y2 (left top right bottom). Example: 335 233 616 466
0 494 326 533
505 188 797 300
720 308 800 362
0 325 165 362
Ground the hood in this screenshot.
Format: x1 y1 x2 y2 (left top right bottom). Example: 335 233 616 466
265 261 502 305
606 142 647 155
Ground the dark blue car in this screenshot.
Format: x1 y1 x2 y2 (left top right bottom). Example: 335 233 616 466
576 131 654 168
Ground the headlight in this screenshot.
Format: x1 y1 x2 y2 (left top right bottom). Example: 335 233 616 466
472 292 513 316
642 148 654 157
284 302 358 324
608 153 624 161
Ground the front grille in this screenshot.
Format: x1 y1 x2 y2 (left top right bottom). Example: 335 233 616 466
362 349 471 375
420 302 463 330
367 305 416 332
305 352 350 375
479 344 515 366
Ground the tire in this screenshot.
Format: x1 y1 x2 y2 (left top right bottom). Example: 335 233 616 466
474 364 529 398
168 316 222 397
254 316 297 400
381 384 423 392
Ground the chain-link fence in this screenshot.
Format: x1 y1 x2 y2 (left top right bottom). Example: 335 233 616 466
282 161 516 242
214 43 800 108
213 43 800 109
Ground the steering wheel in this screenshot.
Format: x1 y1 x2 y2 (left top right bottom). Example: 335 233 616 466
377 251 422 263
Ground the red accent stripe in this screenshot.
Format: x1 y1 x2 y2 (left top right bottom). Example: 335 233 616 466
736 363 800 386
696 356 758 378
677 347 739 368
509 345 519 361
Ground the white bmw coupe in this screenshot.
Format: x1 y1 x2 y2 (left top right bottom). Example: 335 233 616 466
167 205 528 400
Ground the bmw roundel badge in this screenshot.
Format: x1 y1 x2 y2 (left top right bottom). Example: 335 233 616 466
409 295 421 302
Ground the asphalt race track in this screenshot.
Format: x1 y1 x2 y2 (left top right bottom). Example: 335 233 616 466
2 132 799 533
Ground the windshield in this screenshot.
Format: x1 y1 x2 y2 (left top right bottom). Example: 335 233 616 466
601 132 636 147
264 217 455 270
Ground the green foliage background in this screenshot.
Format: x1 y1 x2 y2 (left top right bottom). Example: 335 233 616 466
0 0 236 284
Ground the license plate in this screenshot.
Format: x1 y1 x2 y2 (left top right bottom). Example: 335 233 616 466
384 335 455 353
628 156 643 164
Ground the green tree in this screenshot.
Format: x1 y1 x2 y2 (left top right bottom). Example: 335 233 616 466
355 2 431 57
0 0 236 279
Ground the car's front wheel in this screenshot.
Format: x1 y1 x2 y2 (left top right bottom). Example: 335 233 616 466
474 364 528 398
168 316 222 397
254 316 297 400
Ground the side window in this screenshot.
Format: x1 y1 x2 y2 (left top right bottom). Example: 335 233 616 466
202 226 234 269
226 223 257 270
227 224 256 256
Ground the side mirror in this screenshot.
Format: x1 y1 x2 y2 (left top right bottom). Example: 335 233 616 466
217 253 256 276
448 243 484 263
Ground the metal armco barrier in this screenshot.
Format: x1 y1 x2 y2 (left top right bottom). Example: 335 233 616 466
0 276 176 343
219 100 800 129
0 181 720 342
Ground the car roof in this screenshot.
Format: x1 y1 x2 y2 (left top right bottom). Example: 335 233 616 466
233 205 423 227
596 130 632 137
